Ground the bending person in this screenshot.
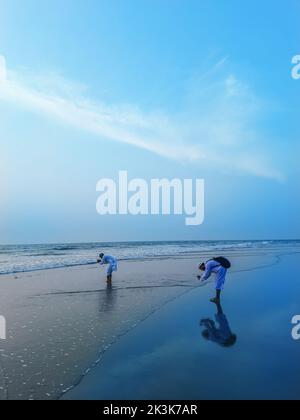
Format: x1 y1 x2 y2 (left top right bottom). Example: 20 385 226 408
198 256 231 303
97 253 118 283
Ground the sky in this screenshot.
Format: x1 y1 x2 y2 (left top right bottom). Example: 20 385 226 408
0 0 299 244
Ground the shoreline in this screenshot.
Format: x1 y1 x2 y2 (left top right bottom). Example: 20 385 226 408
0 247 298 400
1 240 299 277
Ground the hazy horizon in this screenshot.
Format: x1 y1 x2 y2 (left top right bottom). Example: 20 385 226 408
1 238 300 247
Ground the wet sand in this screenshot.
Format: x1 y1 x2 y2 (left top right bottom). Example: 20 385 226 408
0 247 298 400
63 251 300 400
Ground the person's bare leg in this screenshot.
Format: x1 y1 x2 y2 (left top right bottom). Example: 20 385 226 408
210 289 221 304
107 274 112 283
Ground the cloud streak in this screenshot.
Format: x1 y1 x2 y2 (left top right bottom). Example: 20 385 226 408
0 55 283 180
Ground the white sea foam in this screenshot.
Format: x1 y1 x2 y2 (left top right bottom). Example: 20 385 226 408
0 240 298 275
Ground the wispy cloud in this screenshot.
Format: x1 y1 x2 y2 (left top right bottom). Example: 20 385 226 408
0 55 283 180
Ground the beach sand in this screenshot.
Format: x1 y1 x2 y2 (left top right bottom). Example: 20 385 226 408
0 247 299 400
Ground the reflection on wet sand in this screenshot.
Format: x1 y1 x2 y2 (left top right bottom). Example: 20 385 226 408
99 283 117 313
200 302 237 347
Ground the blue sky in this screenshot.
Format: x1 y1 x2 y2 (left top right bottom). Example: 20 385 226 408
0 0 299 243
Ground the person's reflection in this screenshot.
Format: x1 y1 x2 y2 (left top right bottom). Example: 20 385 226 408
98 282 116 313
200 302 237 347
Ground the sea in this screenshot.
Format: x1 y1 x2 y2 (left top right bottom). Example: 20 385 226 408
0 240 299 275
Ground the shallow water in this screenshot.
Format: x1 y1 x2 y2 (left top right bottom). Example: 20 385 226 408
62 252 300 400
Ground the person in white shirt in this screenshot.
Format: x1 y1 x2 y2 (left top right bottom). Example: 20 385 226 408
97 253 118 283
198 257 231 303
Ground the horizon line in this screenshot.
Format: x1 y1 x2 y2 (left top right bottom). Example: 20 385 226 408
0 238 299 247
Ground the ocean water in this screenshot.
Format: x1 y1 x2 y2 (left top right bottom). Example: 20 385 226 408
0 240 299 275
